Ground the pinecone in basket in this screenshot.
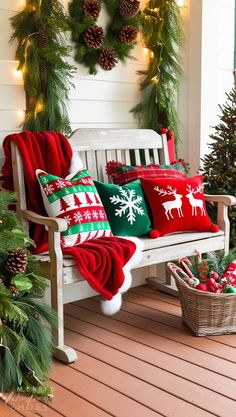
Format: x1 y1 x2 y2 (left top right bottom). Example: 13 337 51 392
84 25 104 49
83 0 101 20
5 248 28 275
118 25 138 44
119 0 140 18
99 48 118 70
9 285 20 298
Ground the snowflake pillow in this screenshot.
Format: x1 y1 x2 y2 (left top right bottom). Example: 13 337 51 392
36 169 112 247
94 180 152 237
141 175 219 237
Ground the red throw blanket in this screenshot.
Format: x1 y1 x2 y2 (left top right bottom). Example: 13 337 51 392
2 131 139 312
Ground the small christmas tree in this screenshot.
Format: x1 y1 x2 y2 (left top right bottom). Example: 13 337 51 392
0 189 56 397
201 88 236 247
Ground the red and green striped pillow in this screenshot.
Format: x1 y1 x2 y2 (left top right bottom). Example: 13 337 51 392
105 161 186 185
36 169 112 247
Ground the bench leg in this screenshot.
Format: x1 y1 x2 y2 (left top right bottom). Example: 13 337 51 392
146 263 178 296
49 231 78 363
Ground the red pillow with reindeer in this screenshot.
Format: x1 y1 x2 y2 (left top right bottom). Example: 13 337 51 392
141 175 219 237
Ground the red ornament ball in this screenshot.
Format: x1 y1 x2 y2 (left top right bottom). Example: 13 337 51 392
149 229 160 239
211 271 219 280
210 223 220 233
167 129 174 138
160 127 168 134
195 283 207 292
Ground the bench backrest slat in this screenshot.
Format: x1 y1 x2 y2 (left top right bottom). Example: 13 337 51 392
11 128 169 213
69 128 169 182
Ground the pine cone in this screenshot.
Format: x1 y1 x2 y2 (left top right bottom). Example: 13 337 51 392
37 22 48 49
118 25 138 44
39 60 47 94
9 285 20 298
5 248 28 275
99 48 118 70
84 25 104 49
83 0 101 20
119 0 140 18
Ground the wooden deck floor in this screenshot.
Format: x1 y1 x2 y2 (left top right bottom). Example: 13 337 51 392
1 285 236 417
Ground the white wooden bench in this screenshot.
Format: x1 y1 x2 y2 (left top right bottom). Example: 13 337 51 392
11 128 236 363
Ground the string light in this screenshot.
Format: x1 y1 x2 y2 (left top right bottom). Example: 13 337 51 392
176 0 185 6
14 69 23 79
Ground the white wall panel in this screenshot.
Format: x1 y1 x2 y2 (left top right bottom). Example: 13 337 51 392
0 10 15 33
0 85 25 109
69 101 135 124
0 0 23 12
70 79 139 102
0 60 23 85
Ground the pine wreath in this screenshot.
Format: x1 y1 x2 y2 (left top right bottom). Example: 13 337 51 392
69 0 140 74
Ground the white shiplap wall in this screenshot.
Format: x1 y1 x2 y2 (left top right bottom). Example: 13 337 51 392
0 1 25 167
178 0 235 173
0 0 147 167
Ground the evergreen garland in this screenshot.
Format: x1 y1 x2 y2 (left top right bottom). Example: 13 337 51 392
10 0 74 136
131 0 183 148
0 189 56 397
201 88 236 247
68 0 140 75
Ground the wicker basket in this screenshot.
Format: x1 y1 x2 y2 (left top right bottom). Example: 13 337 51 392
167 262 236 336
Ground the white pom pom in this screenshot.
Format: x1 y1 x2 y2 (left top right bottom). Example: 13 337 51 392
101 293 122 315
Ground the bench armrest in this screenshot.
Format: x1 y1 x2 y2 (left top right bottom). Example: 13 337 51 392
204 194 236 253
22 209 68 232
204 194 236 206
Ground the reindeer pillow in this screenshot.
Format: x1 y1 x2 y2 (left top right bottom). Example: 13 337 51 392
141 175 219 237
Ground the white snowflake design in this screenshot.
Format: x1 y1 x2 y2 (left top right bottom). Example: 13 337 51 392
64 215 72 225
44 183 54 196
73 212 83 223
83 210 92 220
98 209 105 220
109 188 144 225
80 178 93 185
92 210 99 220
56 180 67 189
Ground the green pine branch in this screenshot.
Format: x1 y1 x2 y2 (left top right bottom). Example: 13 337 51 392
10 0 74 136
131 0 183 151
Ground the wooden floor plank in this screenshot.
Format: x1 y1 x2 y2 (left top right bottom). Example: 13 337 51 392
71 298 236 362
2 286 236 417
68 347 236 417
65 302 236 380
48 381 112 417
1 393 64 417
50 361 163 417
0 401 25 417
64 330 236 401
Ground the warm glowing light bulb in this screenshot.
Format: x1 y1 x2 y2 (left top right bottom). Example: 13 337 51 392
143 47 149 55
17 110 25 120
176 0 185 6
150 51 154 59
151 76 159 84
14 69 23 79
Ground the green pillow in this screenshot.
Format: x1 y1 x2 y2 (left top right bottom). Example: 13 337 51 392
94 180 152 237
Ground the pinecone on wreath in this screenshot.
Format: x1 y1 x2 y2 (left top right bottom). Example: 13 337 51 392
9 285 20 298
119 0 140 18
118 25 138 44
84 25 104 49
83 0 101 20
99 48 118 70
5 248 28 275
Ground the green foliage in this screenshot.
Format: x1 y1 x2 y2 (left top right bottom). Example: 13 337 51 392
201 88 236 247
131 0 183 150
10 0 74 136
68 0 140 74
0 189 56 396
